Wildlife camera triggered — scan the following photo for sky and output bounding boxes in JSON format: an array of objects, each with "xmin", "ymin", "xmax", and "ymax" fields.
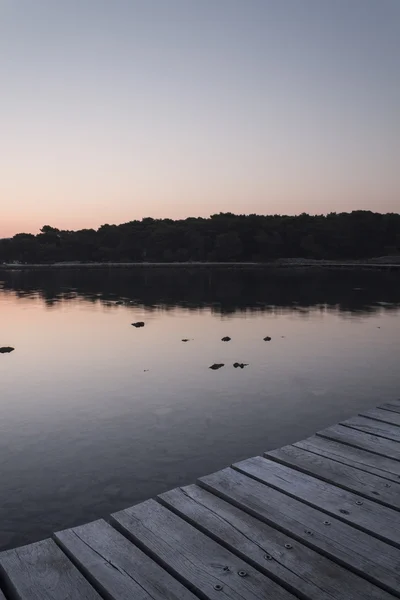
[{"xmin": 1, "ymin": 0, "xmax": 399, "ymax": 237}]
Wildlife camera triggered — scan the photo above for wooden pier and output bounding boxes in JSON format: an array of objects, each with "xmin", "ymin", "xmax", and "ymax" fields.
[{"xmin": 0, "ymin": 400, "xmax": 399, "ymax": 599}]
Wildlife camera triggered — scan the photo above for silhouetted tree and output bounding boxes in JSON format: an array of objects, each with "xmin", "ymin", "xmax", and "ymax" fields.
[{"xmin": 1, "ymin": 211, "xmax": 399, "ymax": 264}]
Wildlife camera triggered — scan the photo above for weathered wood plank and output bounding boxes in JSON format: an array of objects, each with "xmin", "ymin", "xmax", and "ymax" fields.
[
  {"xmin": 0, "ymin": 590, "xmax": 6, "ymax": 600},
  {"xmin": 342, "ymin": 416, "xmax": 400, "ymax": 443},
  {"xmin": 55, "ymin": 519, "xmax": 196, "ymax": 600},
  {"xmin": 112, "ymin": 498, "xmax": 296, "ymax": 600},
  {"xmin": 317, "ymin": 424, "xmax": 400, "ymax": 461},
  {"xmin": 380, "ymin": 399, "xmax": 400, "ymax": 408},
  {"xmin": 199, "ymin": 467, "xmax": 400, "ymax": 595},
  {"xmin": 361, "ymin": 407, "xmax": 400, "ymax": 427},
  {"xmin": 160, "ymin": 484, "xmax": 395, "ymax": 600},
  {"xmin": 0, "ymin": 538, "xmax": 100, "ymax": 600},
  {"xmin": 380, "ymin": 403, "xmax": 400, "ymax": 415},
  {"xmin": 234, "ymin": 455, "xmax": 400, "ymax": 547},
  {"xmin": 294, "ymin": 435, "xmax": 400, "ymax": 482},
  {"xmin": 266, "ymin": 444, "xmax": 400, "ymax": 510}
]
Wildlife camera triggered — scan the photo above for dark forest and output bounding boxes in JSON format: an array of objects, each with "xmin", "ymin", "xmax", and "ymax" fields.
[{"xmin": 1, "ymin": 211, "xmax": 399, "ymax": 263}]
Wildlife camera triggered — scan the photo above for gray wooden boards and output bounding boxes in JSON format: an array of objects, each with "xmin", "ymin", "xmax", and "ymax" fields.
[
  {"xmin": 341, "ymin": 416, "xmax": 400, "ymax": 442},
  {"xmin": 0, "ymin": 590, "xmax": 6, "ymax": 600},
  {"xmin": 294, "ymin": 435, "xmax": 400, "ymax": 482},
  {"xmin": 234, "ymin": 455, "xmax": 400, "ymax": 547},
  {"xmin": 361, "ymin": 407, "xmax": 400, "ymax": 427},
  {"xmin": 199, "ymin": 466, "xmax": 400, "ymax": 595},
  {"xmin": 380, "ymin": 402, "xmax": 400, "ymax": 415},
  {"xmin": 317, "ymin": 424, "xmax": 400, "ymax": 461},
  {"xmin": 0, "ymin": 538, "xmax": 100, "ymax": 600},
  {"xmin": 55, "ymin": 518, "xmax": 196, "ymax": 600},
  {"xmin": 160, "ymin": 484, "xmax": 394, "ymax": 600},
  {"xmin": 112, "ymin": 498, "xmax": 296, "ymax": 600},
  {"xmin": 266, "ymin": 444, "xmax": 400, "ymax": 510}
]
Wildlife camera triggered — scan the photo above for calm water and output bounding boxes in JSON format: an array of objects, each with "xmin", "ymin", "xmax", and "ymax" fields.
[{"xmin": 0, "ymin": 267, "xmax": 399, "ymax": 551}]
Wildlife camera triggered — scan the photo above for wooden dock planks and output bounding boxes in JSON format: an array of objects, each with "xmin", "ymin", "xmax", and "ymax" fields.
[
  {"xmin": 0, "ymin": 400, "xmax": 399, "ymax": 599},
  {"xmin": 317, "ymin": 423, "xmax": 400, "ymax": 461},
  {"xmin": 360, "ymin": 407, "xmax": 400, "ymax": 427},
  {"xmin": 234, "ymin": 455, "xmax": 400, "ymax": 547},
  {"xmin": 199, "ymin": 466, "xmax": 400, "ymax": 595},
  {"xmin": 160, "ymin": 484, "xmax": 394, "ymax": 600},
  {"xmin": 293, "ymin": 435, "xmax": 400, "ymax": 481},
  {"xmin": 0, "ymin": 539, "xmax": 101, "ymax": 600},
  {"xmin": 55, "ymin": 519, "xmax": 197, "ymax": 600},
  {"xmin": 111, "ymin": 499, "xmax": 295, "ymax": 600},
  {"xmin": 380, "ymin": 402, "xmax": 400, "ymax": 415},
  {"xmin": 266, "ymin": 444, "xmax": 400, "ymax": 510},
  {"xmin": 341, "ymin": 415, "xmax": 400, "ymax": 443}
]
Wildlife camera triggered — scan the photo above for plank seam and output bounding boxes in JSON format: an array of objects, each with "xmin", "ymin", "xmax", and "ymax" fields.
[
  {"xmin": 316, "ymin": 430, "xmax": 400, "ymax": 462},
  {"xmin": 232, "ymin": 459, "xmax": 400, "ymax": 549},
  {"xmin": 54, "ymin": 528, "xmax": 162, "ymax": 600},
  {"xmin": 157, "ymin": 492, "xmax": 309, "ymax": 600},
  {"xmin": 292, "ymin": 441, "xmax": 399, "ymax": 482},
  {"xmin": 359, "ymin": 414, "xmax": 400, "ymax": 428},
  {"xmin": 340, "ymin": 422, "xmax": 400, "ymax": 443},
  {"xmin": 264, "ymin": 447, "xmax": 400, "ymax": 512},
  {"xmin": 197, "ymin": 476, "xmax": 400, "ymax": 598},
  {"xmin": 109, "ymin": 513, "xmax": 209, "ymax": 600}
]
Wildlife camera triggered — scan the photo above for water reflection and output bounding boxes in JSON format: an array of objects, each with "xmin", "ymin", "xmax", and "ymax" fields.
[
  {"xmin": 0, "ymin": 268, "xmax": 399, "ymax": 552},
  {"xmin": 1, "ymin": 267, "xmax": 399, "ymax": 315}
]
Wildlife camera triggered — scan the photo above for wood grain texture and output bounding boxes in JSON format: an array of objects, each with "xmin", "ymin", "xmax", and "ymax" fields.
[
  {"xmin": 0, "ymin": 538, "xmax": 100, "ymax": 600},
  {"xmin": 234, "ymin": 456, "xmax": 400, "ymax": 547},
  {"xmin": 112, "ymin": 498, "xmax": 296, "ymax": 600},
  {"xmin": 361, "ymin": 408, "xmax": 400, "ymax": 427},
  {"xmin": 55, "ymin": 519, "xmax": 196, "ymax": 600},
  {"xmin": 342, "ymin": 416, "xmax": 400, "ymax": 443},
  {"xmin": 294, "ymin": 435, "xmax": 400, "ymax": 481},
  {"xmin": 160, "ymin": 484, "xmax": 395, "ymax": 600},
  {"xmin": 380, "ymin": 403, "xmax": 400, "ymax": 415},
  {"xmin": 199, "ymin": 467, "xmax": 400, "ymax": 595},
  {"xmin": 317, "ymin": 424, "xmax": 400, "ymax": 461},
  {"xmin": 266, "ymin": 444, "xmax": 400, "ymax": 510}
]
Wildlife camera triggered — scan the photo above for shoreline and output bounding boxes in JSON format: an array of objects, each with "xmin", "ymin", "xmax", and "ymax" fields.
[{"xmin": 1, "ymin": 259, "xmax": 400, "ymax": 271}]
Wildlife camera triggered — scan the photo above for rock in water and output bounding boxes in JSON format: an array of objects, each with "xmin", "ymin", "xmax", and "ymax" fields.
[
  {"xmin": 0, "ymin": 347, "xmax": 14, "ymax": 353},
  {"xmin": 132, "ymin": 322, "xmax": 145, "ymax": 328},
  {"xmin": 221, "ymin": 336, "xmax": 231, "ymax": 342},
  {"xmin": 209, "ymin": 363, "xmax": 224, "ymax": 370},
  {"xmin": 233, "ymin": 362, "xmax": 248, "ymax": 369},
  {"xmin": 182, "ymin": 339, "xmax": 190, "ymax": 342},
  {"xmin": 263, "ymin": 336, "xmax": 272, "ymax": 341}
]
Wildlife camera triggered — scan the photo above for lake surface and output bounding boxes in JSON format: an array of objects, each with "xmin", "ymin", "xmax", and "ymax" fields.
[{"xmin": 0, "ymin": 267, "xmax": 399, "ymax": 551}]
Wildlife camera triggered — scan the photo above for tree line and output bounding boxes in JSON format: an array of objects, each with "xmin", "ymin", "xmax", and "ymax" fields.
[{"xmin": 1, "ymin": 211, "xmax": 399, "ymax": 263}]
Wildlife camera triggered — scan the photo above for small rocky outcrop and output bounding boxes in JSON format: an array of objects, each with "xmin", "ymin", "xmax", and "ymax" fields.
[
  {"xmin": 263, "ymin": 336, "xmax": 272, "ymax": 341},
  {"xmin": 0, "ymin": 347, "xmax": 14, "ymax": 353},
  {"xmin": 221, "ymin": 336, "xmax": 231, "ymax": 342},
  {"xmin": 233, "ymin": 362, "xmax": 248, "ymax": 369},
  {"xmin": 209, "ymin": 363, "xmax": 224, "ymax": 370},
  {"xmin": 132, "ymin": 322, "xmax": 145, "ymax": 328}
]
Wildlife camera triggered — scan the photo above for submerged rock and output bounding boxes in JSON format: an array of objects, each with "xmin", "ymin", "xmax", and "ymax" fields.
[
  {"xmin": 0, "ymin": 347, "xmax": 14, "ymax": 353},
  {"xmin": 263, "ymin": 336, "xmax": 272, "ymax": 341},
  {"xmin": 209, "ymin": 363, "xmax": 224, "ymax": 370},
  {"xmin": 132, "ymin": 322, "xmax": 145, "ymax": 328},
  {"xmin": 233, "ymin": 362, "xmax": 248, "ymax": 369},
  {"xmin": 221, "ymin": 336, "xmax": 231, "ymax": 342}
]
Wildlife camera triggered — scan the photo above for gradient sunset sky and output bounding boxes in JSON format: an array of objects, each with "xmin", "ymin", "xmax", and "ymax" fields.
[{"xmin": 1, "ymin": 0, "xmax": 399, "ymax": 237}]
